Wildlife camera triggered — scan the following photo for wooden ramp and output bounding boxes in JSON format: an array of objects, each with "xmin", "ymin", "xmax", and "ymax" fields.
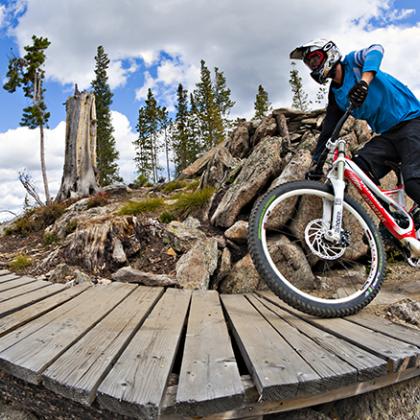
[{"xmin": 0, "ymin": 269, "xmax": 419, "ymax": 419}]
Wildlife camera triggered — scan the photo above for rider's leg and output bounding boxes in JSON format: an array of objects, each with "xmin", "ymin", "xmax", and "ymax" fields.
[
  {"xmin": 352, "ymin": 133, "xmax": 398, "ymax": 185},
  {"xmin": 405, "ymin": 178, "xmax": 420, "ymax": 206}
]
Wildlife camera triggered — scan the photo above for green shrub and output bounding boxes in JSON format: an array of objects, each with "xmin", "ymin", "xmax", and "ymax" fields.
[
  {"xmin": 36, "ymin": 202, "xmax": 66, "ymax": 227},
  {"xmin": 87, "ymin": 192, "xmax": 109, "ymax": 209},
  {"xmin": 160, "ymin": 180, "xmax": 187, "ymax": 193},
  {"xmin": 132, "ymin": 174, "xmax": 152, "ymax": 188},
  {"xmin": 159, "ymin": 211, "xmax": 176, "ymax": 224},
  {"xmin": 171, "ymin": 187, "xmax": 215, "ymax": 217},
  {"xmin": 118, "ymin": 197, "xmax": 165, "ymax": 216},
  {"xmin": 9, "ymin": 255, "xmax": 32, "ymax": 272},
  {"xmin": 43, "ymin": 232, "xmax": 59, "ymax": 246},
  {"xmin": 185, "ymin": 178, "xmax": 200, "ymax": 191},
  {"xmin": 5, "ymin": 202, "xmax": 66, "ymax": 237},
  {"xmin": 64, "ymin": 219, "xmax": 78, "ymax": 236}
]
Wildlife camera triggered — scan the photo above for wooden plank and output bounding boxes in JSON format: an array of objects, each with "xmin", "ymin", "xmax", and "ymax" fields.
[
  {"xmin": 97, "ymin": 288, "xmax": 192, "ymax": 419},
  {"xmin": 194, "ymin": 367, "xmax": 420, "ymax": 420},
  {"xmin": 0, "ymin": 269, "xmax": 11, "ymax": 276},
  {"xmin": 0, "ymin": 282, "xmax": 135, "ymax": 384},
  {"xmin": 257, "ymin": 292, "xmax": 420, "ymax": 372},
  {"xmin": 347, "ymin": 312, "xmax": 420, "ymax": 348},
  {"xmin": 42, "ymin": 286, "xmax": 164, "ymax": 405},
  {"xmin": 0, "ymin": 276, "xmax": 37, "ymax": 292},
  {"xmin": 220, "ymin": 294, "xmax": 321, "ymax": 401},
  {"xmin": 247, "ymin": 294, "xmax": 357, "ymax": 390},
  {"xmin": 176, "ymin": 290, "xmax": 244, "ymax": 416},
  {"xmin": 0, "ymin": 280, "xmax": 51, "ymax": 303},
  {"xmin": 0, "ymin": 284, "xmax": 90, "ymax": 338},
  {"xmin": 0, "ymin": 283, "xmax": 66, "ymax": 318},
  {"xmin": 253, "ymin": 294, "xmax": 387, "ymax": 381},
  {"xmin": 0, "ymin": 274, "xmax": 20, "ymax": 284}
]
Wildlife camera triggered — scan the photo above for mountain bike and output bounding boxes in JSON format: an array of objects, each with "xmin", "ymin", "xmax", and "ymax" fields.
[{"xmin": 248, "ymin": 105, "xmax": 420, "ymax": 317}]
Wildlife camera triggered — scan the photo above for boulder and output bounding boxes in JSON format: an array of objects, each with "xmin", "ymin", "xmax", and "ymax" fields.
[
  {"xmin": 176, "ymin": 238, "xmax": 218, "ymax": 289},
  {"xmin": 165, "ymin": 220, "xmax": 207, "ymax": 253},
  {"xmin": 111, "ymin": 266, "xmax": 178, "ymax": 287},
  {"xmin": 199, "ymin": 146, "xmax": 241, "ymax": 189},
  {"xmin": 213, "ymin": 247, "xmax": 232, "ymax": 289},
  {"xmin": 224, "ymin": 220, "xmax": 248, "ymax": 243},
  {"xmin": 269, "ymin": 147, "xmax": 313, "ymax": 190},
  {"xmin": 211, "ymin": 136, "xmax": 283, "ymax": 228},
  {"xmin": 181, "ymin": 143, "xmax": 225, "ymax": 178},
  {"xmin": 250, "ymin": 116, "xmax": 278, "ymax": 147},
  {"xmin": 220, "ymin": 254, "xmax": 263, "ymax": 293},
  {"xmin": 225, "ymin": 121, "xmax": 251, "ymax": 158},
  {"xmin": 267, "ymin": 235, "xmax": 316, "ymax": 290}
]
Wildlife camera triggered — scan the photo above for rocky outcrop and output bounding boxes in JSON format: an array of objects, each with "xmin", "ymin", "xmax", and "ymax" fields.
[
  {"xmin": 3, "ymin": 106, "xmax": 379, "ymax": 299},
  {"xmin": 211, "ymin": 136, "xmax": 283, "ymax": 228}
]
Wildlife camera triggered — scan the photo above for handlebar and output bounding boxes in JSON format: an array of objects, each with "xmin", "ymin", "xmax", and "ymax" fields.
[{"xmin": 314, "ymin": 104, "xmax": 354, "ymax": 174}]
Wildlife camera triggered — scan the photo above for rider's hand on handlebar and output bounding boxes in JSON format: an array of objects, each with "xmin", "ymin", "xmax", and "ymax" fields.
[
  {"xmin": 349, "ymin": 80, "xmax": 369, "ymax": 108},
  {"xmin": 306, "ymin": 161, "xmax": 324, "ymax": 181}
]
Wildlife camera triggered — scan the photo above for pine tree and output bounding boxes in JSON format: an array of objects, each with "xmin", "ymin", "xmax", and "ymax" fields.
[
  {"xmin": 254, "ymin": 84, "xmax": 271, "ymax": 119},
  {"xmin": 91, "ymin": 46, "xmax": 121, "ymax": 186},
  {"xmin": 133, "ymin": 89, "xmax": 160, "ymax": 183},
  {"xmin": 134, "ymin": 107, "xmax": 153, "ymax": 180},
  {"xmin": 172, "ymin": 84, "xmax": 190, "ymax": 176},
  {"xmin": 194, "ymin": 60, "xmax": 224, "ymax": 150},
  {"xmin": 214, "ymin": 67, "xmax": 235, "ymax": 131},
  {"xmin": 289, "ymin": 62, "xmax": 311, "ymax": 111},
  {"xmin": 158, "ymin": 106, "xmax": 172, "ymax": 181},
  {"xmin": 188, "ymin": 93, "xmax": 203, "ymax": 157},
  {"xmin": 315, "ymin": 86, "xmax": 328, "ymax": 106},
  {"xmin": 4, "ymin": 35, "xmax": 51, "ymax": 202}
]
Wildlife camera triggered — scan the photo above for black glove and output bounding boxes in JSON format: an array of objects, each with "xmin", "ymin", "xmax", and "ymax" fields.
[
  {"xmin": 306, "ymin": 161, "xmax": 324, "ymax": 181},
  {"xmin": 348, "ymin": 80, "xmax": 369, "ymax": 108}
]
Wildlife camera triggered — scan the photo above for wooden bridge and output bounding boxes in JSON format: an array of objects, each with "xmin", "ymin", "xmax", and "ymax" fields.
[{"xmin": 0, "ymin": 269, "xmax": 419, "ymax": 419}]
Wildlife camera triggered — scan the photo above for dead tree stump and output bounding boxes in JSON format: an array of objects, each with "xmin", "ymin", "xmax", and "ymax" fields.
[{"xmin": 56, "ymin": 89, "xmax": 98, "ymax": 201}]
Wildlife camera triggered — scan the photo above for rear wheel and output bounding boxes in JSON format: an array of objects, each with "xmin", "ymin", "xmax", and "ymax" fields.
[{"xmin": 248, "ymin": 180, "xmax": 386, "ymax": 317}]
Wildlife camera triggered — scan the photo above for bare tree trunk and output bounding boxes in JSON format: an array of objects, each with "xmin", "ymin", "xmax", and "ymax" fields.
[
  {"xmin": 39, "ymin": 123, "xmax": 51, "ymax": 203},
  {"xmin": 165, "ymin": 127, "xmax": 171, "ymax": 181},
  {"xmin": 55, "ymin": 90, "xmax": 99, "ymax": 201}
]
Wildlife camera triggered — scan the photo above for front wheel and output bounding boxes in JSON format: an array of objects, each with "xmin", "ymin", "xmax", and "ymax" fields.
[{"xmin": 248, "ymin": 180, "xmax": 386, "ymax": 317}]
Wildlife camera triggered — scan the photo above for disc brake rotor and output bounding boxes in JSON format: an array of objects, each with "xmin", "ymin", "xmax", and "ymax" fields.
[{"xmin": 304, "ymin": 218, "xmax": 346, "ymax": 260}]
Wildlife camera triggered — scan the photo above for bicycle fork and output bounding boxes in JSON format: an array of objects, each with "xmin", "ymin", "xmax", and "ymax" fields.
[{"xmin": 323, "ymin": 139, "xmax": 346, "ymax": 244}]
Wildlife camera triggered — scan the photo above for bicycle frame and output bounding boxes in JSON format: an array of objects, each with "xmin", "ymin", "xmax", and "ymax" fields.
[{"xmin": 324, "ymin": 137, "xmax": 419, "ymax": 256}]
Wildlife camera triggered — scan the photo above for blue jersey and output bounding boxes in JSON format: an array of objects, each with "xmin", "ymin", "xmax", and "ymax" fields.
[{"xmin": 332, "ymin": 45, "xmax": 420, "ymax": 133}]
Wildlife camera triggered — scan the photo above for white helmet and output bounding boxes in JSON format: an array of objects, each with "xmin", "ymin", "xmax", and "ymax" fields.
[{"xmin": 290, "ymin": 39, "xmax": 342, "ymax": 84}]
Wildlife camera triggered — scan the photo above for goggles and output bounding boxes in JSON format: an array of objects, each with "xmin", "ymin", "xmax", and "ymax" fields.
[{"xmin": 303, "ymin": 49, "xmax": 327, "ymax": 71}]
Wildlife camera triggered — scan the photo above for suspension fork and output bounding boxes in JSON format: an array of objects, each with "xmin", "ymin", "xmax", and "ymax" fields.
[{"xmin": 323, "ymin": 140, "xmax": 347, "ymax": 243}]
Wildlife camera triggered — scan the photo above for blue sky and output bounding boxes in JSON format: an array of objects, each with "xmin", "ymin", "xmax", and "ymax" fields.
[{"xmin": 0, "ymin": 0, "xmax": 419, "ymax": 220}]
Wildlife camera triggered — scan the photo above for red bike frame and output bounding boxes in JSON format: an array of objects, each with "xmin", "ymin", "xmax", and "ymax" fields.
[{"xmin": 331, "ymin": 151, "xmax": 417, "ymax": 242}]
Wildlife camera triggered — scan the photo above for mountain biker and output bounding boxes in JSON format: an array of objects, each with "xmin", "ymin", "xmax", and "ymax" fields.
[{"xmin": 289, "ymin": 39, "xmax": 420, "ymax": 225}]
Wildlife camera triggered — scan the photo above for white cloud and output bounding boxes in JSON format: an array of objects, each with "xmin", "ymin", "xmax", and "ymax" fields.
[
  {"xmin": 0, "ymin": 5, "xmax": 6, "ymax": 27},
  {"xmin": 0, "ymin": 122, "xmax": 65, "ymax": 221},
  {"xmin": 111, "ymin": 110, "xmax": 137, "ymax": 182},
  {"xmin": 13, "ymin": 0, "xmax": 415, "ymax": 111},
  {"xmin": 0, "ymin": 111, "xmax": 141, "ymax": 222},
  {"xmin": 135, "ymin": 59, "xmax": 200, "ymax": 110}
]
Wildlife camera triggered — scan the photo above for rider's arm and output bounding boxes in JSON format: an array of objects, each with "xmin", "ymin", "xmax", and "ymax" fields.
[
  {"xmin": 312, "ymin": 87, "xmax": 344, "ymax": 163},
  {"xmin": 354, "ymin": 44, "xmax": 384, "ymax": 81}
]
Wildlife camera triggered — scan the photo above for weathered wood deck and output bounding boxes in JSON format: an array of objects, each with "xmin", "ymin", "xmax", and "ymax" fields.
[{"xmin": 0, "ymin": 269, "xmax": 419, "ymax": 419}]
